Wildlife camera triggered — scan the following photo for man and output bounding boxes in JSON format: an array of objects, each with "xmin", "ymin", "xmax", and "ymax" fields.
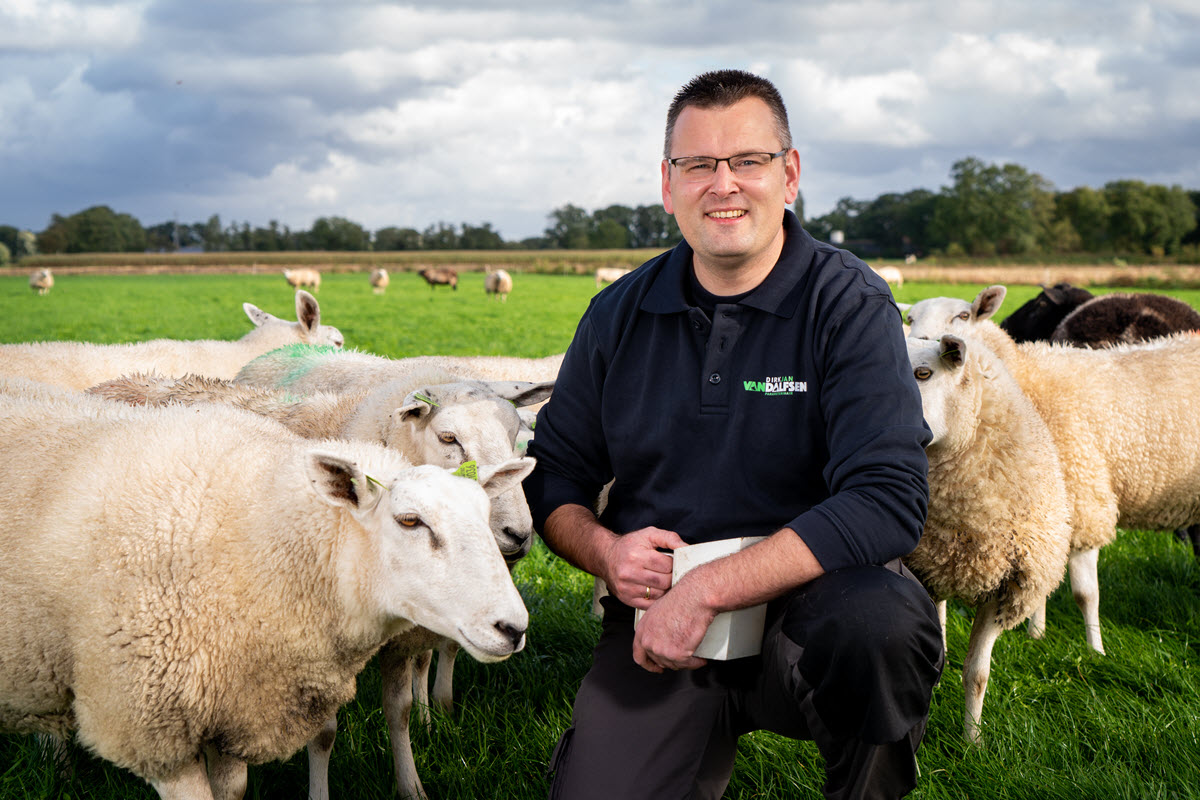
[{"xmin": 524, "ymin": 69, "xmax": 943, "ymax": 800}]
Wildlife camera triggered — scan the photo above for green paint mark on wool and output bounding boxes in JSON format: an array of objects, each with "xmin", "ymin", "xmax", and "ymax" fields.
[{"xmin": 264, "ymin": 343, "xmax": 341, "ymax": 387}]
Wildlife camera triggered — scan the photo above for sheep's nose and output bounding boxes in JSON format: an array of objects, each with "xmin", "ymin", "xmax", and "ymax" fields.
[{"xmin": 495, "ymin": 620, "xmax": 526, "ymax": 650}]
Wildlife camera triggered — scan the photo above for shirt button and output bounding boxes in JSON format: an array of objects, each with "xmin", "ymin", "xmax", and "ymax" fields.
[{"xmin": 709, "ymin": 373, "xmax": 721, "ymax": 385}]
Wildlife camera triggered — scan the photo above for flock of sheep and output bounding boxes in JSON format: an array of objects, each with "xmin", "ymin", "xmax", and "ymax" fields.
[{"xmin": 4, "ymin": 265, "xmax": 1197, "ymax": 797}]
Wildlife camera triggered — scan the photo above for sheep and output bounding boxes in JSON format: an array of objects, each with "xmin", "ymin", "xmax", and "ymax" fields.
[
  {"xmin": 0, "ymin": 388, "xmax": 532, "ymax": 800},
  {"xmin": 231, "ymin": 346, "xmax": 553, "ymax": 798},
  {"xmin": 904, "ymin": 335, "xmax": 1072, "ymax": 743},
  {"xmin": 418, "ymin": 267, "xmax": 458, "ymax": 290},
  {"xmin": 998, "ymin": 283, "xmax": 1095, "ymax": 343},
  {"xmin": 904, "ymin": 253, "xmax": 917, "ymax": 265},
  {"xmin": 1051, "ymin": 292, "xmax": 1200, "ymax": 348},
  {"xmin": 370, "ymin": 267, "xmax": 390, "ymax": 294},
  {"xmin": 906, "ymin": 286, "xmax": 1200, "ymax": 655},
  {"xmin": 873, "ymin": 265, "xmax": 904, "ymax": 288},
  {"xmin": 595, "ymin": 266, "xmax": 631, "ymax": 287},
  {"xmin": 484, "ymin": 268, "xmax": 513, "ymax": 301},
  {"xmin": 0, "ymin": 290, "xmax": 343, "ymax": 391},
  {"xmin": 28, "ymin": 268, "xmax": 53, "ymax": 295},
  {"xmin": 283, "ymin": 267, "xmax": 321, "ymax": 292}
]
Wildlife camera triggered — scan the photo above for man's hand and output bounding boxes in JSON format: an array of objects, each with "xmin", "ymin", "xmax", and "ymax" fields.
[
  {"xmin": 632, "ymin": 573, "xmax": 714, "ymax": 673},
  {"xmin": 601, "ymin": 526, "xmax": 687, "ymax": 610}
]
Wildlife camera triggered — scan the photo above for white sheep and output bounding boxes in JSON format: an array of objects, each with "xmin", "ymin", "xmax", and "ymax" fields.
[
  {"xmin": 0, "ymin": 290, "xmax": 343, "ymax": 391},
  {"xmin": 232, "ymin": 346, "xmax": 553, "ymax": 799},
  {"xmin": 906, "ymin": 286, "xmax": 1200, "ymax": 655},
  {"xmin": 370, "ymin": 267, "xmax": 390, "ymax": 294},
  {"xmin": 283, "ymin": 267, "xmax": 321, "ymax": 292},
  {"xmin": 905, "ymin": 335, "xmax": 1072, "ymax": 742},
  {"xmin": 595, "ymin": 266, "xmax": 631, "ymax": 287},
  {"xmin": 0, "ymin": 388, "xmax": 532, "ymax": 800},
  {"xmin": 28, "ymin": 268, "xmax": 54, "ymax": 295},
  {"xmin": 484, "ymin": 269, "xmax": 513, "ymax": 301},
  {"xmin": 873, "ymin": 265, "xmax": 904, "ymax": 288}
]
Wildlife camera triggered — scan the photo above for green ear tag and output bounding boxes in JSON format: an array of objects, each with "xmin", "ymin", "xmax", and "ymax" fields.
[
  {"xmin": 413, "ymin": 392, "xmax": 440, "ymax": 407},
  {"xmin": 452, "ymin": 461, "xmax": 478, "ymax": 481}
]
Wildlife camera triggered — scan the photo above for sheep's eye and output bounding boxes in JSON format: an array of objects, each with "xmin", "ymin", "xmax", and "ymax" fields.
[
  {"xmin": 396, "ymin": 513, "xmax": 422, "ymax": 528},
  {"xmin": 438, "ymin": 432, "xmax": 458, "ymax": 445},
  {"xmin": 914, "ymin": 367, "xmax": 932, "ymax": 381},
  {"xmin": 956, "ymin": 312, "xmax": 970, "ymax": 321},
  {"xmin": 905, "ymin": 316, "xmax": 913, "ymax": 325}
]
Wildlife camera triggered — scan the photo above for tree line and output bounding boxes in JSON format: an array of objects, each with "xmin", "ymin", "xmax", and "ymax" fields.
[{"xmin": 2, "ymin": 157, "xmax": 1197, "ymax": 262}]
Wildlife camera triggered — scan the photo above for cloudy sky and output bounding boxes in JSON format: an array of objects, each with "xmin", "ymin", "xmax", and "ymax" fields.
[{"xmin": 3, "ymin": 0, "xmax": 1199, "ymax": 242}]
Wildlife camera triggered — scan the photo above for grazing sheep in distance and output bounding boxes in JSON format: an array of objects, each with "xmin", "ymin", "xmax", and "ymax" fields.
[
  {"xmin": 0, "ymin": 290, "xmax": 343, "ymax": 391},
  {"xmin": 905, "ymin": 335, "xmax": 1071, "ymax": 742},
  {"xmin": 873, "ymin": 265, "xmax": 904, "ymax": 288},
  {"xmin": 595, "ymin": 266, "xmax": 631, "ymax": 287},
  {"xmin": 283, "ymin": 267, "xmax": 321, "ymax": 292},
  {"xmin": 370, "ymin": 267, "xmax": 389, "ymax": 294},
  {"xmin": 419, "ymin": 267, "xmax": 458, "ymax": 290},
  {"xmin": 484, "ymin": 269, "xmax": 513, "ymax": 301},
  {"xmin": 0, "ymin": 388, "xmax": 531, "ymax": 800},
  {"xmin": 906, "ymin": 286, "xmax": 1200, "ymax": 655},
  {"xmin": 28, "ymin": 268, "xmax": 53, "ymax": 295}
]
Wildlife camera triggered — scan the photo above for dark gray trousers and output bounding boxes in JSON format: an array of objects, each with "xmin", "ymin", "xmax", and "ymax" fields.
[{"xmin": 547, "ymin": 562, "xmax": 944, "ymax": 800}]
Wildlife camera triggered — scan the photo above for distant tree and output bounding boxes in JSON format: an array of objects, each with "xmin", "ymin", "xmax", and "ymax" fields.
[
  {"xmin": 34, "ymin": 206, "xmax": 145, "ymax": 253},
  {"xmin": 374, "ymin": 226, "xmax": 423, "ymax": 251},
  {"xmin": 0, "ymin": 242, "xmax": 9, "ymax": 267},
  {"xmin": 202, "ymin": 215, "xmax": 225, "ymax": 252},
  {"xmin": 1185, "ymin": 190, "xmax": 1200, "ymax": 246},
  {"xmin": 928, "ymin": 158, "xmax": 1052, "ymax": 256},
  {"xmin": 544, "ymin": 204, "xmax": 591, "ymax": 249},
  {"xmin": 421, "ymin": 222, "xmax": 459, "ymax": 250},
  {"xmin": 16, "ymin": 229, "xmax": 36, "ymax": 259},
  {"xmin": 0, "ymin": 226, "xmax": 18, "ymax": 257},
  {"xmin": 1055, "ymin": 187, "xmax": 1111, "ymax": 252},
  {"xmin": 459, "ymin": 222, "xmax": 505, "ymax": 249},
  {"xmin": 308, "ymin": 216, "xmax": 370, "ymax": 251},
  {"xmin": 630, "ymin": 204, "xmax": 681, "ymax": 248},
  {"xmin": 792, "ymin": 191, "xmax": 804, "ymax": 225}
]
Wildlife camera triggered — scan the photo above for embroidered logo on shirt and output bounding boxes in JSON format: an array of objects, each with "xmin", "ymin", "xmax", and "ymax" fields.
[{"xmin": 742, "ymin": 375, "xmax": 807, "ymax": 396}]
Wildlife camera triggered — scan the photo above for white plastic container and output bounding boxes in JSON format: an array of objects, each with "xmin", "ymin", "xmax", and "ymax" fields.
[{"xmin": 635, "ymin": 536, "xmax": 768, "ymax": 660}]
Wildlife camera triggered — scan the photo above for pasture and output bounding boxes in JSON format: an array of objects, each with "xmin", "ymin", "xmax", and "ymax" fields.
[{"xmin": 1, "ymin": 269, "xmax": 1198, "ymax": 799}]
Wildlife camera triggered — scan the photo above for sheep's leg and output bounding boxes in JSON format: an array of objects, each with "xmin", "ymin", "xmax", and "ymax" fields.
[
  {"xmin": 305, "ymin": 715, "xmax": 338, "ymax": 800},
  {"xmin": 963, "ymin": 600, "xmax": 1003, "ymax": 745},
  {"xmin": 1068, "ymin": 547, "xmax": 1104, "ymax": 655},
  {"xmin": 1027, "ymin": 599, "xmax": 1047, "ymax": 640},
  {"xmin": 204, "ymin": 745, "xmax": 247, "ymax": 800},
  {"xmin": 149, "ymin": 756, "xmax": 215, "ymax": 800},
  {"xmin": 411, "ymin": 649, "xmax": 433, "ymax": 729},
  {"xmin": 380, "ymin": 645, "xmax": 428, "ymax": 800},
  {"xmin": 432, "ymin": 640, "xmax": 460, "ymax": 713}
]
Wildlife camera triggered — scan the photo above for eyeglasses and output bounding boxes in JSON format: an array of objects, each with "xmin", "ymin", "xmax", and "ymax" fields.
[{"xmin": 667, "ymin": 150, "xmax": 787, "ymax": 182}]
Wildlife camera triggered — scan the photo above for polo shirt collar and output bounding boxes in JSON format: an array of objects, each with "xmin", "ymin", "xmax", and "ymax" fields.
[{"xmin": 641, "ymin": 210, "xmax": 813, "ymax": 319}]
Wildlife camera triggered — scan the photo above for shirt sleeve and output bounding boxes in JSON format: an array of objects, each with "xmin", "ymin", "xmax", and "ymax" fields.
[
  {"xmin": 785, "ymin": 292, "xmax": 932, "ymax": 571},
  {"xmin": 523, "ymin": 311, "xmax": 614, "ymax": 533}
]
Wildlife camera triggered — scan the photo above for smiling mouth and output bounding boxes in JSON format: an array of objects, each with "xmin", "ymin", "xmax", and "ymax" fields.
[{"xmin": 707, "ymin": 210, "xmax": 746, "ymax": 219}]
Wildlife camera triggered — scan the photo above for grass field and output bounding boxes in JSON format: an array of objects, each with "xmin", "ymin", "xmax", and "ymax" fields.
[{"xmin": 1, "ymin": 270, "xmax": 1199, "ymax": 799}]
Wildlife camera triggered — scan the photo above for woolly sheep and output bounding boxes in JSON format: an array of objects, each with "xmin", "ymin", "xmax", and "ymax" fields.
[
  {"xmin": 370, "ymin": 267, "xmax": 390, "ymax": 294},
  {"xmin": 28, "ymin": 268, "xmax": 53, "ymax": 295},
  {"xmin": 484, "ymin": 268, "xmax": 513, "ymax": 301},
  {"xmin": 905, "ymin": 335, "xmax": 1072, "ymax": 742},
  {"xmin": 283, "ymin": 267, "xmax": 321, "ymax": 292},
  {"xmin": 419, "ymin": 267, "xmax": 458, "ymax": 290},
  {"xmin": 0, "ymin": 290, "xmax": 343, "ymax": 391},
  {"xmin": 595, "ymin": 266, "xmax": 631, "ymax": 287},
  {"xmin": 1051, "ymin": 292, "xmax": 1200, "ymax": 348},
  {"xmin": 0, "ymin": 389, "xmax": 532, "ymax": 800},
  {"xmin": 906, "ymin": 286, "xmax": 1200, "ymax": 654}
]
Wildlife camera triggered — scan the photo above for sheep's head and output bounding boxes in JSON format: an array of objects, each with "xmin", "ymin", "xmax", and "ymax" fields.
[
  {"xmin": 906, "ymin": 335, "xmax": 979, "ymax": 455},
  {"xmin": 905, "ymin": 285, "xmax": 1006, "ymax": 341}
]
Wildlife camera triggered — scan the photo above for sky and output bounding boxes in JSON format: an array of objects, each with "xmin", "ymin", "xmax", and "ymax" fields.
[{"xmin": 2, "ymin": 0, "xmax": 1199, "ymax": 243}]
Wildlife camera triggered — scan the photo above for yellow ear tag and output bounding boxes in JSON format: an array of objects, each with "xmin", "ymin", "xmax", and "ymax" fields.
[{"xmin": 452, "ymin": 461, "xmax": 478, "ymax": 481}]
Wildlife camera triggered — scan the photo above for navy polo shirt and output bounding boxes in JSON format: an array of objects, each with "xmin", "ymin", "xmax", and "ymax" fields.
[{"xmin": 524, "ymin": 210, "xmax": 931, "ymax": 572}]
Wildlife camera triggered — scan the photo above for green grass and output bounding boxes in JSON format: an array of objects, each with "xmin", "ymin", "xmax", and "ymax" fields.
[{"xmin": 1, "ymin": 274, "xmax": 1199, "ymax": 799}]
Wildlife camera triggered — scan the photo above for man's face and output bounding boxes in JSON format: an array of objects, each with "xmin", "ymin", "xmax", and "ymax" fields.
[{"xmin": 661, "ymin": 97, "xmax": 800, "ymax": 276}]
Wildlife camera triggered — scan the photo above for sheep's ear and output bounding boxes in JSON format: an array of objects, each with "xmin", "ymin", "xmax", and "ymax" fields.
[
  {"xmin": 306, "ymin": 450, "xmax": 383, "ymax": 512},
  {"xmin": 295, "ymin": 290, "xmax": 320, "ymax": 332},
  {"xmin": 939, "ymin": 335, "xmax": 966, "ymax": 369},
  {"xmin": 477, "ymin": 457, "xmax": 537, "ymax": 499},
  {"xmin": 244, "ymin": 302, "xmax": 275, "ymax": 328},
  {"xmin": 973, "ymin": 286, "xmax": 1006, "ymax": 320},
  {"xmin": 485, "ymin": 380, "xmax": 555, "ymax": 407},
  {"xmin": 397, "ymin": 389, "xmax": 438, "ymax": 423}
]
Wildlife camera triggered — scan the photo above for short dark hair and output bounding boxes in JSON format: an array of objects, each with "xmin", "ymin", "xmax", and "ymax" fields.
[{"xmin": 664, "ymin": 69, "xmax": 792, "ymax": 159}]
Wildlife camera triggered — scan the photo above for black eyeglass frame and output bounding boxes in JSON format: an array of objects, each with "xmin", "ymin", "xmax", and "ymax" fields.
[{"xmin": 666, "ymin": 149, "xmax": 789, "ymax": 174}]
